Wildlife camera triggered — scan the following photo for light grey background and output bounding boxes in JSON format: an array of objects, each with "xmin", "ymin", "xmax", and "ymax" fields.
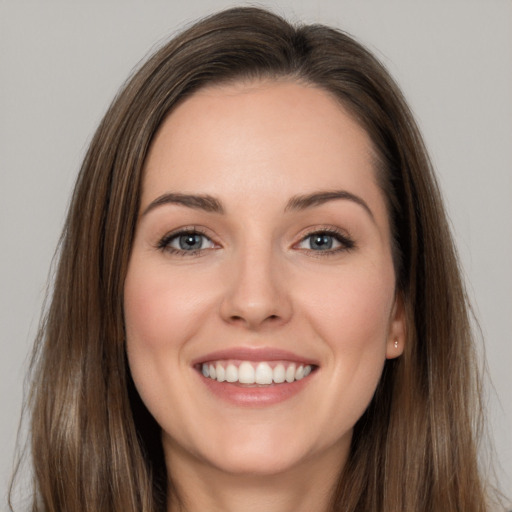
[{"xmin": 1, "ymin": 0, "xmax": 511, "ymax": 505}]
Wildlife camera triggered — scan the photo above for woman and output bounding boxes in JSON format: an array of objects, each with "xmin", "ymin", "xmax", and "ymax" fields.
[{"xmin": 11, "ymin": 6, "xmax": 499, "ymax": 512}]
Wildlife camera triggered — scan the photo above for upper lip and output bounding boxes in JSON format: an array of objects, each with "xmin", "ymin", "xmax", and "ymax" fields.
[{"xmin": 191, "ymin": 347, "xmax": 319, "ymax": 367}]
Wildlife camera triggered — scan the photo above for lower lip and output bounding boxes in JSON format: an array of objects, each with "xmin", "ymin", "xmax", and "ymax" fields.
[{"xmin": 197, "ymin": 370, "xmax": 316, "ymax": 407}]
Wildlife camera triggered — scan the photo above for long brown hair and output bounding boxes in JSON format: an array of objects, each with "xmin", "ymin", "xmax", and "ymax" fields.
[{"xmin": 11, "ymin": 7, "xmax": 495, "ymax": 511}]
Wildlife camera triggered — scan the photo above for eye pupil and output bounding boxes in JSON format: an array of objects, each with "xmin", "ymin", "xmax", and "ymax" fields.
[
  {"xmin": 310, "ymin": 234, "xmax": 333, "ymax": 250},
  {"xmin": 179, "ymin": 234, "xmax": 203, "ymax": 250}
]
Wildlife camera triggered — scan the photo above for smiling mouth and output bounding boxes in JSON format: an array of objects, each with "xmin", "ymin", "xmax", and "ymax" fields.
[{"xmin": 197, "ymin": 360, "xmax": 317, "ymax": 385}]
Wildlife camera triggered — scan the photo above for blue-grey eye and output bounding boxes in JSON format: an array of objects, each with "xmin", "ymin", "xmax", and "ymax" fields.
[
  {"xmin": 296, "ymin": 231, "xmax": 352, "ymax": 252},
  {"xmin": 178, "ymin": 233, "xmax": 204, "ymax": 250},
  {"xmin": 162, "ymin": 231, "xmax": 215, "ymax": 252},
  {"xmin": 309, "ymin": 234, "xmax": 335, "ymax": 250}
]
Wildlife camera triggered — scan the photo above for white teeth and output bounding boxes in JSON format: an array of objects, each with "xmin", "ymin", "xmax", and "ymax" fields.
[
  {"xmin": 201, "ymin": 361, "xmax": 313, "ymax": 385},
  {"xmin": 285, "ymin": 364, "xmax": 296, "ymax": 383},
  {"xmin": 255, "ymin": 362, "xmax": 273, "ymax": 384},
  {"xmin": 273, "ymin": 364, "xmax": 286, "ymax": 383},
  {"xmin": 238, "ymin": 362, "xmax": 255, "ymax": 384},
  {"xmin": 216, "ymin": 363, "xmax": 225, "ymax": 382},
  {"xmin": 226, "ymin": 363, "xmax": 238, "ymax": 383}
]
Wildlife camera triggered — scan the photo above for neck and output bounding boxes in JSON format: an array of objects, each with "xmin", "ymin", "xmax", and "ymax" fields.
[{"xmin": 165, "ymin": 443, "xmax": 347, "ymax": 512}]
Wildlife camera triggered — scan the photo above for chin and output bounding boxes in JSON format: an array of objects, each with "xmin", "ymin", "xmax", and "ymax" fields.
[
  {"xmin": 205, "ymin": 444, "xmax": 308, "ymax": 476},
  {"xmin": 164, "ymin": 423, "xmax": 315, "ymax": 477}
]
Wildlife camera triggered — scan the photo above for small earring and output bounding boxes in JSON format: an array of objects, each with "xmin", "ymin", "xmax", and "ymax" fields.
[{"xmin": 394, "ymin": 339, "xmax": 399, "ymax": 349}]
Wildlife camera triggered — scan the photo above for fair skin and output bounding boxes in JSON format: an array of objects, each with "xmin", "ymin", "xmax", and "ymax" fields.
[{"xmin": 124, "ymin": 80, "xmax": 405, "ymax": 512}]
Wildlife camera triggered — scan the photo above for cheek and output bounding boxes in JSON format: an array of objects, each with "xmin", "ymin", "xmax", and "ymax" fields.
[
  {"xmin": 123, "ymin": 259, "xmax": 215, "ymax": 404},
  {"xmin": 297, "ymin": 263, "xmax": 395, "ymax": 412},
  {"xmin": 124, "ymin": 260, "xmax": 214, "ymax": 351},
  {"xmin": 302, "ymin": 262, "xmax": 395, "ymax": 346},
  {"xmin": 123, "ymin": 258, "xmax": 222, "ymax": 435}
]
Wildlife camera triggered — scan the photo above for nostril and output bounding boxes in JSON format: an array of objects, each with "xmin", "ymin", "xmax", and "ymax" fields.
[{"xmin": 227, "ymin": 313, "xmax": 282, "ymax": 328}]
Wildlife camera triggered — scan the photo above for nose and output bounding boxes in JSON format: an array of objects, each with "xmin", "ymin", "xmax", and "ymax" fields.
[{"xmin": 219, "ymin": 244, "xmax": 293, "ymax": 330}]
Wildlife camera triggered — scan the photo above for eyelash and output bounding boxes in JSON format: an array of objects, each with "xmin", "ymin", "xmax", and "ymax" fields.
[
  {"xmin": 156, "ymin": 227, "xmax": 355, "ymax": 257},
  {"xmin": 157, "ymin": 227, "xmax": 215, "ymax": 256},
  {"xmin": 295, "ymin": 227, "xmax": 355, "ymax": 256}
]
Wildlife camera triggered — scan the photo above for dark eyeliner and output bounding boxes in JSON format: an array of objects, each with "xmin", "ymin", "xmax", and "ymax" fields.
[
  {"xmin": 299, "ymin": 227, "xmax": 356, "ymax": 255},
  {"xmin": 156, "ymin": 227, "xmax": 212, "ymax": 256}
]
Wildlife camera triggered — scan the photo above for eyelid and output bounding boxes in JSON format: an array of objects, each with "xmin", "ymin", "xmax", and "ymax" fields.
[
  {"xmin": 293, "ymin": 226, "xmax": 355, "ymax": 254},
  {"xmin": 154, "ymin": 224, "xmax": 354, "ymax": 256},
  {"xmin": 156, "ymin": 226, "xmax": 220, "ymax": 255}
]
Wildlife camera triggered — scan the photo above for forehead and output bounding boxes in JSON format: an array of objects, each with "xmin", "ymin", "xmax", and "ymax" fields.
[{"xmin": 141, "ymin": 80, "xmax": 383, "ymax": 216}]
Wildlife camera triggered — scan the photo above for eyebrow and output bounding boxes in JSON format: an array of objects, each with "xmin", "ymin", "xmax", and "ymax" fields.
[
  {"xmin": 285, "ymin": 190, "xmax": 375, "ymax": 221},
  {"xmin": 142, "ymin": 189, "xmax": 374, "ymax": 220},
  {"xmin": 142, "ymin": 193, "xmax": 224, "ymax": 216}
]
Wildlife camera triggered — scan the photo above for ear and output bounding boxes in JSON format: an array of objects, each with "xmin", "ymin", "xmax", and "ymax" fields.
[{"xmin": 386, "ymin": 291, "xmax": 406, "ymax": 359}]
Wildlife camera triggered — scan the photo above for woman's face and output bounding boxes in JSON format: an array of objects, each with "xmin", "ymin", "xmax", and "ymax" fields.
[{"xmin": 124, "ymin": 80, "xmax": 405, "ymax": 477}]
